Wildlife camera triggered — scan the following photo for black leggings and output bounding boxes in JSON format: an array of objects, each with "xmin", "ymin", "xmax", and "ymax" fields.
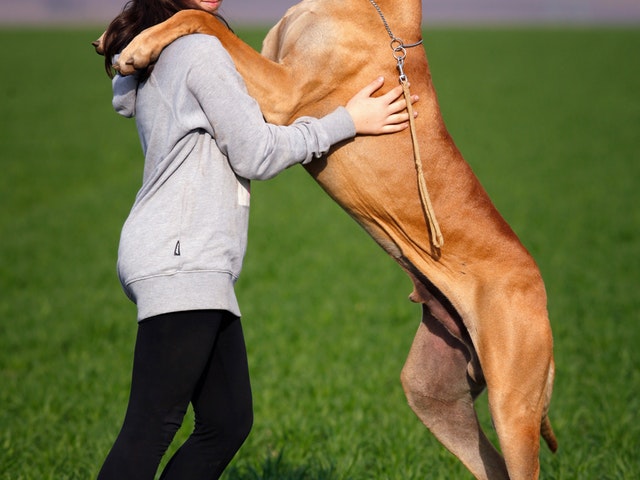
[{"xmin": 97, "ymin": 310, "xmax": 253, "ymax": 480}]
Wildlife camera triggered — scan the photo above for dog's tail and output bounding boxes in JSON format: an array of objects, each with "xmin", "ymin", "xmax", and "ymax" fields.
[
  {"xmin": 540, "ymin": 359, "xmax": 558, "ymax": 452},
  {"xmin": 540, "ymin": 414, "xmax": 558, "ymax": 452}
]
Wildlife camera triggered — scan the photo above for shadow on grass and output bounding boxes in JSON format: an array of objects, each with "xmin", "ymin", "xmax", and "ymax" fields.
[{"xmin": 225, "ymin": 450, "xmax": 340, "ymax": 480}]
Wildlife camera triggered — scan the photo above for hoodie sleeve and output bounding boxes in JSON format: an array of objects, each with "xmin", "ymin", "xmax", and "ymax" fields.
[
  {"xmin": 183, "ymin": 35, "xmax": 356, "ymax": 180},
  {"xmin": 112, "ymin": 72, "xmax": 139, "ymax": 118}
]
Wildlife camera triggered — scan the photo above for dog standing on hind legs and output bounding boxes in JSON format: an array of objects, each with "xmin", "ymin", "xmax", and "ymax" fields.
[{"xmin": 96, "ymin": 1, "xmax": 558, "ymax": 477}]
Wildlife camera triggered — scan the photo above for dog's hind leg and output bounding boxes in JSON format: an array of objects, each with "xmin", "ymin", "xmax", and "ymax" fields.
[
  {"xmin": 481, "ymin": 316, "xmax": 555, "ymax": 480},
  {"xmin": 483, "ymin": 362, "xmax": 549, "ymax": 479},
  {"xmin": 401, "ymin": 305, "xmax": 509, "ymax": 480}
]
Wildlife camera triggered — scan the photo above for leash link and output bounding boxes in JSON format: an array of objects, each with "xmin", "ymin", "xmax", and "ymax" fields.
[{"xmin": 391, "ymin": 38, "xmax": 408, "ymax": 83}]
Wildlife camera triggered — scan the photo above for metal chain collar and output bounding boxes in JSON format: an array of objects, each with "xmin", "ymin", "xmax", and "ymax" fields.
[{"xmin": 367, "ymin": 0, "xmax": 424, "ymax": 82}]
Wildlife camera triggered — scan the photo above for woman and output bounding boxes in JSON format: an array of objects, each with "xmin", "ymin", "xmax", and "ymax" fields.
[{"xmin": 97, "ymin": 0, "xmax": 416, "ymax": 478}]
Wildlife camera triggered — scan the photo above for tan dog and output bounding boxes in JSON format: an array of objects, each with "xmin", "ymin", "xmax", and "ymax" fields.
[{"xmin": 98, "ymin": 1, "xmax": 557, "ymax": 478}]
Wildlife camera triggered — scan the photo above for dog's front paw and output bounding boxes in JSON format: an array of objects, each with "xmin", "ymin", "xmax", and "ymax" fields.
[
  {"xmin": 116, "ymin": 29, "xmax": 163, "ymax": 76},
  {"xmin": 114, "ymin": 50, "xmax": 144, "ymax": 76},
  {"xmin": 116, "ymin": 43, "xmax": 152, "ymax": 75},
  {"xmin": 92, "ymin": 32, "xmax": 106, "ymax": 55}
]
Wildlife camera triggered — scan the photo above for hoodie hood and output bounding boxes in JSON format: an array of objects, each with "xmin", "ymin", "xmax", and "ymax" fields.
[{"xmin": 112, "ymin": 73, "xmax": 139, "ymax": 118}]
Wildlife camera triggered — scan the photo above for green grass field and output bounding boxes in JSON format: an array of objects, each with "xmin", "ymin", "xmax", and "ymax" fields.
[{"xmin": 1, "ymin": 25, "xmax": 639, "ymax": 479}]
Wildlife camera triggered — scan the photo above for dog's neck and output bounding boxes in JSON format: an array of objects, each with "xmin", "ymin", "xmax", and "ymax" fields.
[{"xmin": 365, "ymin": 0, "xmax": 423, "ymax": 44}]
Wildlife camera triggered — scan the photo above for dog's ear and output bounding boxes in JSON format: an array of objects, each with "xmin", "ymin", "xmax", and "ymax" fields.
[{"xmin": 93, "ymin": 32, "xmax": 106, "ymax": 55}]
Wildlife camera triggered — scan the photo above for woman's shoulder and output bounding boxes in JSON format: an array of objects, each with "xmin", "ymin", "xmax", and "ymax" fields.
[
  {"xmin": 164, "ymin": 33, "xmax": 227, "ymax": 59},
  {"xmin": 159, "ymin": 34, "xmax": 233, "ymax": 74},
  {"xmin": 155, "ymin": 33, "xmax": 238, "ymax": 90}
]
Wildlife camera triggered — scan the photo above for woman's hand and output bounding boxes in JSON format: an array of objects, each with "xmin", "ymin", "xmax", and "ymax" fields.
[{"xmin": 345, "ymin": 77, "xmax": 418, "ymax": 135}]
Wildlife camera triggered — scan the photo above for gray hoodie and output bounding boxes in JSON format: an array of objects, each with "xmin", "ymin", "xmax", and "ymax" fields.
[{"xmin": 112, "ymin": 34, "xmax": 356, "ymax": 321}]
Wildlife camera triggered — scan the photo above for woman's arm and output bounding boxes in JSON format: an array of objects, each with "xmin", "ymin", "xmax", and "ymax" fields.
[{"xmin": 185, "ymin": 35, "xmax": 414, "ymax": 180}]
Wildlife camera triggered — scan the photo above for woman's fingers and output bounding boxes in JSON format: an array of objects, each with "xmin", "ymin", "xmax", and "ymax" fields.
[{"xmin": 354, "ymin": 76, "xmax": 386, "ymax": 99}]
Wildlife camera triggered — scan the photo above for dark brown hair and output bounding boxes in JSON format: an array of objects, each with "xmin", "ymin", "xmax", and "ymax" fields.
[{"xmin": 102, "ymin": 0, "xmax": 230, "ymax": 79}]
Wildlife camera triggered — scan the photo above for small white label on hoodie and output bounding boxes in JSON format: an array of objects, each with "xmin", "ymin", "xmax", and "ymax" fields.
[{"xmin": 237, "ymin": 177, "xmax": 251, "ymax": 207}]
